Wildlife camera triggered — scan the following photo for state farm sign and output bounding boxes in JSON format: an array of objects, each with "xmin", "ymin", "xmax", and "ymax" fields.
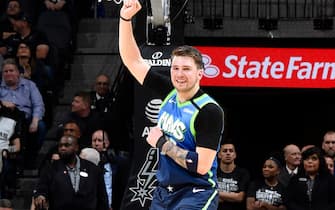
[{"xmin": 197, "ymin": 46, "xmax": 335, "ymax": 88}]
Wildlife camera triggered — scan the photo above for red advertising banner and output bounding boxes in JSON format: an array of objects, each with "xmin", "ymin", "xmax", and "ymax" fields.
[{"xmin": 196, "ymin": 46, "xmax": 335, "ymax": 88}]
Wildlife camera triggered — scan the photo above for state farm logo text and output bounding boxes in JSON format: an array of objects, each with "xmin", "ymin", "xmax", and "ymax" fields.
[{"xmin": 203, "ymin": 54, "xmax": 335, "ymax": 80}]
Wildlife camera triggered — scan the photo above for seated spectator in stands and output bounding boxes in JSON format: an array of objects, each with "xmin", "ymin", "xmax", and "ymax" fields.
[
  {"xmin": 58, "ymin": 91, "xmax": 103, "ymax": 149},
  {"xmin": 0, "ymin": 58, "xmax": 46, "ymax": 168},
  {"xmin": 246, "ymin": 156, "xmax": 287, "ymax": 210},
  {"xmin": 0, "ymin": 0, "xmax": 21, "ymax": 40},
  {"xmin": 80, "ymin": 147, "xmax": 100, "ymax": 166},
  {"xmin": 62, "ymin": 120, "xmax": 82, "ymax": 140},
  {"xmin": 286, "ymin": 146, "xmax": 335, "ymax": 210},
  {"xmin": 278, "ymin": 144, "xmax": 301, "ymax": 187},
  {"xmin": 90, "ymin": 73, "xmax": 115, "ymax": 114},
  {"xmin": 217, "ymin": 142, "xmax": 250, "ymax": 210},
  {"xmin": 37, "ymin": 0, "xmax": 74, "ymax": 91},
  {"xmin": 0, "ymin": 11, "xmax": 49, "ymax": 61},
  {"xmin": 16, "ymin": 41, "xmax": 34, "ymax": 79},
  {"xmin": 92, "ymin": 129, "xmax": 129, "ymax": 210},
  {"xmin": 0, "ymin": 101, "xmax": 23, "ymax": 199},
  {"xmin": 33, "ymin": 135, "xmax": 109, "ymax": 210},
  {"xmin": 16, "ymin": 41, "xmax": 55, "ymax": 128}
]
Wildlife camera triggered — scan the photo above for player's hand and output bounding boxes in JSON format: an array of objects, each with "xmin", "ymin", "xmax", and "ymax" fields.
[
  {"xmin": 146, "ymin": 126, "xmax": 163, "ymax": 148},
  {"xmin": 120, "ymin": 0, "xmax": 142, "ymax": 20}
]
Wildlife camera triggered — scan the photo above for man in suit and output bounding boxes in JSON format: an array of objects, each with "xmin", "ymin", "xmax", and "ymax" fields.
[
  {"xmin": 90, "ymin": 73, "xmax": 114, "ymax": 114},
  {"xmin": 33, "ymin": 135, "xmax": 109, "ymax": 210},
  {"xmin": 278, "ymin": 144, "xmax": 301, "ymax": 187}
]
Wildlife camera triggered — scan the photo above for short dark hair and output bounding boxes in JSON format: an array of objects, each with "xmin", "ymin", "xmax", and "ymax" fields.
[{"xmin": 74, "ymin": 91, "xmax": 91, "ymax": 105}]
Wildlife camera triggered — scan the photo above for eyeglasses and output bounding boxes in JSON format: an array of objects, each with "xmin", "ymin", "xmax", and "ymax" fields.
[
  {"xmin": 324, "ymin": 141, "xmax": 335, "ymax": 144},
  {"xmin": 96, "ymin": 82, "xmax": 109, "ymax": 86}
]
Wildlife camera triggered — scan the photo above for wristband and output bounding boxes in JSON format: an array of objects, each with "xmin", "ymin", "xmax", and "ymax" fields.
[
  {"xmin": 156, "ymin": 135, "xmax": 167, "ymax": 151},
  {"xmin": 185, "ymin": 151, "xmax": 198, "ymax": 173},
  {"xmin": 120, "ymin": 16, "xmax": 131, "ymax": 22}
]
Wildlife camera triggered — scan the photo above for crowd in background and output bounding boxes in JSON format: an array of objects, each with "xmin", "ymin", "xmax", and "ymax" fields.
[{"xmin": 217, "ymin": 132, "xmax": 335, "ymax": 210}]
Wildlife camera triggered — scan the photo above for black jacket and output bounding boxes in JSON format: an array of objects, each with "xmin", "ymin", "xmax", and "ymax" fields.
[{"xmin": 35, "ymin": 158, "xmax": 109, "ymax": 210}]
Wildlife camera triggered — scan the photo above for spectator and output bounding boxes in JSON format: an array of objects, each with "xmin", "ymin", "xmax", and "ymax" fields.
[
  {"xmin": 58, "ymin": 91, "xmax": 103, "ymax": 149},
  {"xmin": 92, "ymin": 129, "xmax": 129, "ymax": 210},
  {"xmin": 0, "ymin": 101, "xmax": 23, "ymax": 199},
  {"xmin": 322, "ymin": 131, "xmax": 335, "ymax": 156},
  {"xmin": 322, "ymin": 131, "xmax": 335, "ymax": 174},
  {"xmin": 37, "ymin": 0, "xmax": 74, "ymax": 95},
  {"xmin": 62, "ymin": 120, "xmax": 82, "ymax": 140},
  {"xmin": 90, "ymin": 73, "xmax": 115, "ymax": 114},
  {"xmin": 246, "ymin": 157, "xmax": 287, "ymax": 210},
  {"xmin": 278, "ymin": 144, "xmax": 301, "ymax": 187},
  {"xmin": 0, "ymin": 12, "xmax": 49, "ymax": 60},
  {"xmin": 324, "ymin": 154, "xmax": 334, "ymax": 175},
  {"xmin": 80, "ymin": 147, "xmax": 100, "ymax": 166},
  {"xmin": 0, "ymin": 198, "xmax": 13, "ymax": 210},
  {"xmin": 33, "ymin": 135, "xmax": 109, "ymax": 210},
  {"xmin": 286, "ymin": 146, "xmax": 335, "ymax": 210},
  {"xmin": 0, "ymin": 0, "xmax": 21, "ymax": 40},
  {"xmin": 15, "ymin": 41, "xmax": 55, "ymax": 129},
  {"xmin": 0, "ymin": 58, "xmax": 46, "ymax": 168},
  {"xmin": 39, "ymin": 119, "xmax": 82, "ymax": 172},
  {"xmin": 217, "ymin": 142, "xmax": 250, "ymax": 210}
]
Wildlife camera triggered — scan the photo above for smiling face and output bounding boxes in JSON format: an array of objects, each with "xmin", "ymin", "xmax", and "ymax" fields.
[{"xmin": 170, "ymin": 56, "xmax": 203, "ymax": 95}]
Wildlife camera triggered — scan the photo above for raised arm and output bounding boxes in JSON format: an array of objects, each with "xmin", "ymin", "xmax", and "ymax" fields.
[{"xmin": 119, "ymin": 0, "xmax": 151, "ymax": 85}]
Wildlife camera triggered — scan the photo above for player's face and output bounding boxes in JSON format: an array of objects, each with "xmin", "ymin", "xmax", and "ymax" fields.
[{"xmin": 170, "ymin": 56, "xmax": 203, "ymax": 94}]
